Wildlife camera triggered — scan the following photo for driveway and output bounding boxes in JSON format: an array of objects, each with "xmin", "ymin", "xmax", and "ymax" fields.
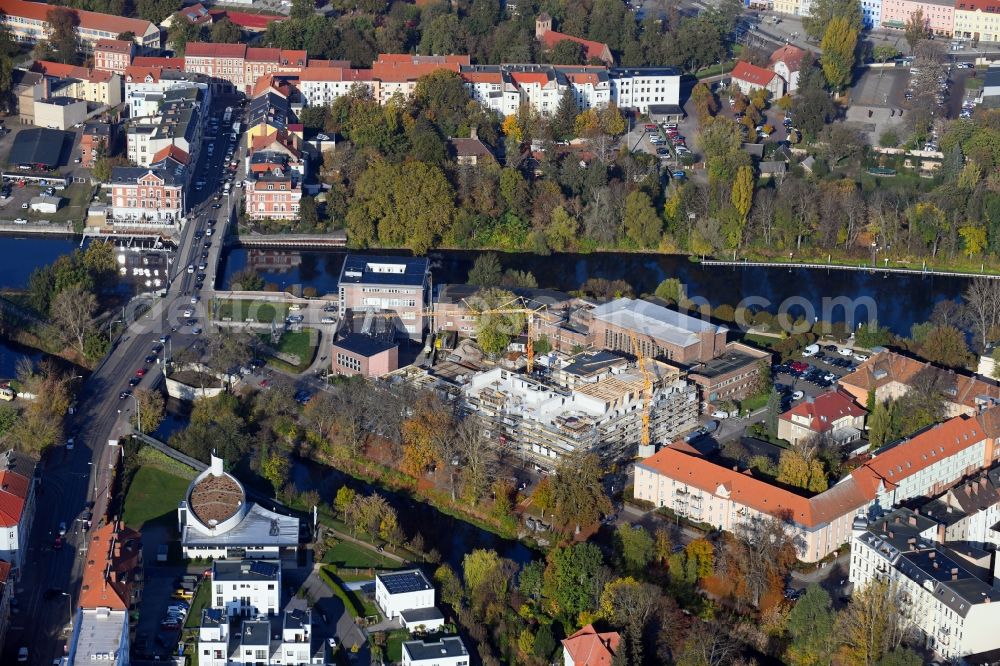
[{"xmin": 291, "ymin": 566, "xmax": 370, "ymax": 661}]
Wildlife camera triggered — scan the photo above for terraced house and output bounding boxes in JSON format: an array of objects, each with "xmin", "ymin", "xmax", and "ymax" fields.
[{"xmin": 0, "ymin": 0, "xmax": 160, "ymax": 49}]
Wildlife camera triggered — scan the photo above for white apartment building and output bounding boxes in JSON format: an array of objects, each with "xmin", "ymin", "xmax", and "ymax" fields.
[
  {"xmin": 211, "ymin": 560, "xmax": 281, "ymax": 618},
  {"xmin": 0, "ymin": 450, "xmax": 37, "ymax": 575},
  {"xmin": 465, "ymin": 360, "xmax": 698, "ymax": 470},
  {"xmin": 65, "ymin": 607, "xmax": 130, "ymax": 666},
  {"xmin": 850, "ymin": 508, "xmax": 1000, "ymax": 660},
  {"xmin": 199, "ymin": 607, "xmax": 321, "ymax": 666},
  {"xmin": 297, "ymin": 67, "xmax": 377, "ymax": 107},
  {"xmin": 608, "ymin": 68, "xmax": 681, "ymax": 113},
  {"xmin": 124, "ymin": 67, "xmax": 211, "ymax": 120},
  {"xmin": 375, "ymin": 570, "xmax": 435, "ymax": 620},
  {"xmin": 920, "ymin": 470, "xmax": 1000, "ymax": 549},
  {"xmin": 634, "ymin": 410, "xmax": 1000, "ymax": 562}
]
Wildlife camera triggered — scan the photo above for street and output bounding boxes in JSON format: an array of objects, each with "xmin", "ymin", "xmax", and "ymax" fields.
[{"xmin": 5, "ymin": 95, "xmax": 248, "ymax": 665}]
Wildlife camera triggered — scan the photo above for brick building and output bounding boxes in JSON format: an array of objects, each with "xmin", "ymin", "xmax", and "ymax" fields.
[
  {"xmin": 245, "ymin": 168, "xmax": 301, "ymax": 221},
  {"xmin": 338, "ymin": 255, "xmax": 431, "ymax": 342},
  {"xmin": 331, "ymin": 334, "xmax": 399, "ymax": 378},
  {"xmin": 109, "ymin": 152, "xmax": 188, "ymax": 228},
  {"xmin": 93, "ymin": 38, "xmax": 135, "ymax": 76}
]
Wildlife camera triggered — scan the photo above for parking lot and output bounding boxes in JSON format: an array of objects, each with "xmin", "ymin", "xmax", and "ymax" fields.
[{"xmin": 773, "ymin": 345, "xmax": 862, "ymax": 409}]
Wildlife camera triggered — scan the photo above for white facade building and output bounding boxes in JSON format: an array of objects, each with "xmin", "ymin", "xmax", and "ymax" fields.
[
  {"xmin": 849, "ymin": 508, "xmax": 1000, "ymax": 660},
  {"xmin": 65, "ymin": 607, "xmax": 130, "ymax": 666},
  {"xmin": 211, "ymin": 559, "xmax": 281, "ymax": 618},
  {"xmin": 608, "ymin": 68, "xmax": 681, "ymax": 113},
  {"xmin": 199, "ymin": 603, "xmax": 324, "ymax": 665},
  {"xmin": 374, "ymin": 570, "xmax": 436, "ymax": 620},
  {"xmin": 0, "ymin": 449, "xmax": 37, "ymax": 575},
  {"xmin": 402, "ymin": 636, "xmax": 470, "ymax": 666}
]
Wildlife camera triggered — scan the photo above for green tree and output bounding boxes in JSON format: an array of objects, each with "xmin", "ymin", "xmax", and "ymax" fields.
[
  {"xmin": 623, "ymin": 190, "xmax": 661, "ymax": 248},
  {"xmin": 873, "ymin": 45, "xmax": 899, "ymax": 63},
  {"xmin": 168, "ymin": 17, "xmax": 204, "ymax": 55},
  {"xmin": 462, "ymin": 548, "xmax": 502, "ymax": 595},
  {"xmin": 334, "ymin": 486, "xmax": 356, "ymax": 516},
  {"xmin": 599, "ymin": 577, "xmax": 659, "ymax": 664},
  {"xmin": 542, "ymin": 542, "xmax": 603, "ymax": 622},
  {"xmin": 786, "ymin": 584, "xmax": 836, "ymax": 666},
  {"xmin": 0, "ymin": 404, "xmax": 18, "ymax": 438},
  {"xmin": 820, "ymin": 17, "xmax": 858, "ymax": 92},
  {"xmin": 133, "ymin": 387, "xmax": 165, "ymax": 434},
  {"xmin": 699, "ymin": 116, "xmax": 744, "ymax": 160},
  {"xmin": 92, "ymin": 156, "xmax": 113, "ymax": 183},
  {"xmin": 855, "ymin": 320, "xmax": 891, "ymax": 348},
  {"xmin": 551, "ymin": 88, "xmax": 578, "ymax": 141},
  {"xmin": 467, "ymin": 253, "xmax": 503, "ymax": 286},
  {"xmin": 548, "ymin": 39, "xmax": 586, "ymax": 65},
  {"xmin": 261, "ymin": 452, "xmax": 290, "ymax": 495},
  {"xmin": 211, "ymin": 18, "xmax": 242, "ymax": 44},
  {"xmin": 551, "ymin": 451, "xmax": 612, "ymax": 533},
  {"xmin": 289, "ymin": 0, "xmax": 315, "ymax": 21},
  {"xmin": 766, "ymin": 389, "xmax": 782, "ymax": 437},
  {"xmin": 803, "ymin": 0, "xmax": 861, "ymax": 40},
  {"xmin": 546, "ymin": 206, "xmax": 579, "ymax": 251},
  {"xmin": 868, "ymin": 400, "xmax": 891, "ymax": 449},
  {"xmin": 434, "ymin": 563, "xmax": 464, "ymax": 609},
  {"xmin": 729, "ymin": 165, "xmax": 754, "ymax": 247},
  {"xmin": 412, "ymin": 69, "xmax": 472, "ymax": 138},
  {"xmin": 615, "ymin": 524, "xmax": 654, "ymax": 572},
  {"xmin": 654, "ymin": 278, "xmax": 687, "ymax": 304},
  {"xmin": 470, "ymin": 287, "xmax": 524, "ymax": 357},
  {"xmin": 136, "ymin": 0, "xmax": 181, "ymax": 26},
  {"xmin": 920, "ymin": 325, "xmax": 972, "ymax": 369}
]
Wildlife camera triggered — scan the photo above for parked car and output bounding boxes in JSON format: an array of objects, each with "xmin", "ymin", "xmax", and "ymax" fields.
[
  {"xmin": 802, "ymin": 344, "xmax": 820, "ymax": 357},
  {"xmin": 711, "ymin": 409, "xmax": 731, "ymax": 419},
  {"xmin": 791, "ymin": 390, "xmax": 804, "ymax": 400}
]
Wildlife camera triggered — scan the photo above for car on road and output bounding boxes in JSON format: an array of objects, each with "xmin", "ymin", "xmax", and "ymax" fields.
[
  {"xmin": 17, "ymin": 647, "xmax": 27, "ymax": 662},
  {"xmin": 183, "ymin": 308, "xmax": 193, "ymax": 317},
  {"xmin": 152, "ymin": 343, "xmax": 163, "ymax": 354},
  {"xmin": 711, "ymin": 409, "xmax": 732, "ymax": 419},
  {"xmin": 128, "ymin": 377, "xmax": 140, "ymax": 387},
  {"xmin": 119, "ymin": 390, "xmax": 131, "ymax": 400},
  {"xmin": 13, "ymin": 218, "xmax": 28, "ymax": 224},
  {"xmin": 791, "ymin": 390, "xmax": 804, "ymax": 400},
  {"xmin": 211, "ymin": 203, "xmax": 221, "ymax": 209},
  {"xmin": 58, "ymin": 521, "xmax": 67, "ymax": 536},
  {"xmin": 320, "ymin": 316, "xmax": 336, "ymax": 324},
  {"xmin": 66, "ymin": 437, "xmax": 74, "ymax": 450},
  {"xmin": 136, "ymin": 368, "xmax": 146, "ymax": 377},
  {"xmin": 145, "ymin": 354, "xmax": 157, "ymax": 364},
  {"xmin": 192, "ymin": 326, "xmax": 203, "ymax": 335},
  {"xmin": 53, "ymin": 536, "xmax": 63, "ymax": 550},
  {"xmin": 191, "ymin": 295, "xmax": 199, "ymax": 304}
]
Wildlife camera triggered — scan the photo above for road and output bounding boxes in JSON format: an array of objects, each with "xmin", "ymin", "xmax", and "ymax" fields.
[{"xmin": 6, "ymin": 96, "xmax": 249, "ymax": 665}]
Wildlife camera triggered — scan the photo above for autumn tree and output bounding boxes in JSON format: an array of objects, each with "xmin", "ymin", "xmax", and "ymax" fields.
[
  {"xmin": 904, "ymin": 9, "xmax": 929, "ymax": 49},
  {"xmin": 623, "ymin": 190, "xmax": 662, "ymax": 248},
  {"xmin": 46, "ymin": 7, "xmax": 81, "ymax": 65},
  {"xmin": 964, "ymin": 278, "xmax": 1000, "ymax": 351},
  {"xmin": 133, "ymin": 387, "xmax": 165, "ymax": 434},
  {"xmin": 49, "ymin": 284, "xmax": 97, "ymax": 356},
  {"xmin": 691, "ymin": 81, "xmax": 719, "ymax": 121},
  {"xmin": 919, "ymin": 325, "xmax": 972, "ymax": 369},
  {"xmin": 868, "ymin": 400, "xmax": 891, "ymax": 449},
  {"xmin": 725, "ymin": 515, "xmax": 797, "ymax": 608},
  {"xmin": 836, "ymin": 578, "xmax": 908, "ymax": 666},
  {"xmin": 454, "ymin": 415, "xmax": 496, "ymax": 502},
  {"xmin": 261, "ymin": 450, "xmax": 291, "ymax": 495},
  {"xmin": 469, "ymin": 287, "xmax": 525, "ymax": 357},
  {"xmin": 600, "ymin": 577, "xmax": 660, "ymax": 664},
  {"xmin": 8, "ymin": 359, "xmax": 71, "ymax": 455},
  {"xmin": 401, "ymin": 391, "xmax": 455, "ymax": 478},
  {"xmin": 550, "ymin": 451, "xmax": 612, "ymax": 533},
  {"xmin": 820, "ymin": 17, "xmax": 857, "ymax": 93},
  {"xmin": 729, "ymin": 165, "xmax": 754, "ymax": 248}
]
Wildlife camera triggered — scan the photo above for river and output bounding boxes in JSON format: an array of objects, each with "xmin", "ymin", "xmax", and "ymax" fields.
[{"xmin": 220, "ymin": 247, "xmax": 974, "ymax": 335}]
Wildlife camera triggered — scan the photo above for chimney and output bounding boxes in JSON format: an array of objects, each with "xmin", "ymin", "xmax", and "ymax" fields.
[
  {"xmin": 894, "ymin": 515, "xmax": 901, "ymax": 524},
  {"xmin": 908, "ymin": 515, "xmax": 917, "ymax": 526},
  {"xmin": 952, "ymin": 571, "xmax": 958, "ymax": 581},
  {"xmin": 981, "ymin": 477, "xmax": 988, "ymax": 489},
  {"xmin": 888, "ymin": 530, "xmax": 894, "ymax": 538},
  {"xmin": 470, "ymin": 126, "xmax": 478, "ymax": 141},
  {"xmin": 929, "ymin": 551, "xmax": 936, "ymax": 559}
]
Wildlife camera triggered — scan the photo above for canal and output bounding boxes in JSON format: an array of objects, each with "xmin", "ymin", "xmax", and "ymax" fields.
[{"xmin": 219, "ymin": 246, "xmax": 974, "ymax": 336}]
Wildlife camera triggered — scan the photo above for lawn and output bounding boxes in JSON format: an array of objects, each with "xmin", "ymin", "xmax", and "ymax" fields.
[
  {"xmin": 212, "ymin": 299, "xmax": 287, "ymax": 323},
  {"xmin": 385, "ymin": 629, "xmax": 409, "ymax": 663},
  {"xmin": 322, "ymin": 540, "xmax": 403, "ymax": 570},
  {"xmin": 183, "ymin": 580, "xmax": 210, "ymax": 630},
  {"xmin": 259, "ymin": 328, "xmax": 317, "ymax": 373},
  {"xmin": 318, "ymin": 566, "xmax": 380, "ymax": 619},
  {"xmin": 123, "ymin": 466, "xmax": 191, "ymax": 529}
]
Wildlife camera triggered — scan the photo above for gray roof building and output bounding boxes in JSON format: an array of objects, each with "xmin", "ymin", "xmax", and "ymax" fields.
[
  {"xmin": 338, "ymin": 255, "xmax": 429, "ymax": 288},
  {"xmin": 402, "ymin": 636, "xmax": 469, "ymax": 663}
]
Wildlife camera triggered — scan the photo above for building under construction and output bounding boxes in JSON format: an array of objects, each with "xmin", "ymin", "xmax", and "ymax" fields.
[{"xmin": 462, "ymin": 351, "xmax": 698, "ymax": 470}]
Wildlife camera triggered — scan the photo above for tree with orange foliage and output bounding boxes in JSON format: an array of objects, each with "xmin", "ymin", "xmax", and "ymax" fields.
[
  {"xmin": 401, "ymin": 391, "xmax": 455, "ymax": 478},
  {"xmin": 726, "ymin": 516, "xmax": 797, "ymax": 609}
]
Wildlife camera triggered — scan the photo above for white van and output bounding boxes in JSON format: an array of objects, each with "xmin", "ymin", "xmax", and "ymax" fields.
[{"xmin": 802, "ymin": 344, "xmax": 820, "ymax": 357}]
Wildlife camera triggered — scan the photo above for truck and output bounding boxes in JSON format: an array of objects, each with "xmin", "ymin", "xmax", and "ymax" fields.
[
  {"xmin": 223, "ymin": 106, "xmax": 233, "ymax": 123},
  {"xmin": 232, "ymin": 121, "xmax": 241, "ymax": 133}
]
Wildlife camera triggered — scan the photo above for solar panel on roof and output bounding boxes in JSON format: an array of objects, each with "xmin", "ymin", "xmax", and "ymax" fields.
[
  {"xmin": 381, "ymin": 570, "xmax": 431, "ymax": 594},
  {"xmin": 248, "ymin": 560, "xmax": 278, "ymax": 578}
]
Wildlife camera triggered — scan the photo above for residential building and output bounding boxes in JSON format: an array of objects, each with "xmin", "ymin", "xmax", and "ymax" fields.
[
  {"xmin": 298, "ymin": 66, "xmax": 378, "ymax": 107},
  {"xmin": 730, "ymin": 60, "xmax": 786, "ymax": 98},
  {"xmin": 126, "ymin": 87, "xmax": 205, "ymax": 167},
  {"xmin": 777, "ymin": 390, "xmax": 867, "ymax": 448},
  {"xmin": 371, "ymin": 54, "xmax": 470, "ymax": 103},
  {"xmin": 954, "ymin": 0, "xmax": 1000, "ymax": 42},
  {"xmin": 402, "ymin": 636, "xmax": 470, "ymax": 666},
  {"xmin": 34, "ymin": 97, "xmax": 88, "ymax": 130},
  {"xmin": 243, "ymin": 47, "xmax": 307, "ymax": 95},
  {"xmin": 687, "ymin": 342, "xmax": 772, "ymax": 404},
  {"xmin": 211, "ymin": 559, "xmax": 281, "ymax": 618},
  {"xmin": 861, "ymin": 0, "xmax": 885, "ymax": 28},
  {"xmin": 374, "ymin": 569, "xmax": 445, "ymax": 631},
  {"xmin": 79, "ymin": 122, "xmax": 111, "ymax": 168},
  {"xmin": 246, "ymin": 167, "xmax": 302, "ymax": 221},
  {"xmin": 0, "ymin": 449, "xmax": 36, "ymax": 575},
  {"xmin": 535, "ymin": 14, "xmax": 614, "ymax": 65},
  {"xmin": 163, "ymin": 2, "xmax": 212, "ymax": 29},
  {"xmin": 0, "ymin": 561, "xmax": 11, "ymax": 657},
  {"xmin": 338, "ymin": 255, "xmax": 431, "ymax": 342},
  {"xmin": 331, "ymin": 334, "xmax": 399, "ymax": 379},
  {"xmin": 93, "ymin": 39, "xmax": 135, "ymax": 76},
  {"xmin": 78, "ymin": 521, "xmax": 144, "ymax": 614},
  {"xmin": 447, "ymin": 131, "xmax": 496, "ymax": 166},
  {"xmin": 124, "ymin": 65, "xmax": 212, "ymax": 119},
  {"xmin": 839, "ymin": 350, "xmax": 1000, "ymax": 418},
  {"xmin": 32, "ymin": 60, "xmax": 122, "ymax": 107},
  {"xmin": 634, "ymin": 410, "xmax": 1000, "ymax": 562},
  {"xmin": 65, "ymin": 607, "xmax": 130, "ymax": 666},
  {"xmin": 984, "ymin": 67, "xmax": 1000, "ymax": 107},
  {"xmin": 850, "ymin": 507, "xmax": 1000, "ymax": 660},
  {"xmin": 608, "ymin": 67, "xmax": 681, "ymax": 113},
  {"xmin": 562, "ymin": 624, "xmax": 621, "ymax": 666},
  {"xmin": 178, "ymin": 454, "xmax": 300, "ymax": 560},
  {"xmin": 199, "ymin": 602, "xmax": 325, "ymax": 666},
  {"xmin": 249, "ymin": 130, "xmax": 307, "ymax": 178},
  {"xmin": 588, "ymin": 297, "xmax": 728, "ymax": 364},
  {"xmin": 464, "ymin": 360, "xmax": 698, "ymax": 469},
  {"xmin": 919, "ymin": 470, "xmax": 1000, "ymax": 548},
  {"xmin": 0, "ymin": 0, "xmax": 160, "ymax": 49},
  {"xmin": 109, "ymin": 154, "xmax": 187, "ymax": 228},
  {"xmin": 12, "ymin": 69, "xmax": 46, "ymax": 124},
  {"xmin": 246, "ymin": 91, "xmax": 298, "ymax": 148},
  {"xmin": 769, "ymin": 44, "xmax": 807, "ymax": 93},
  {"xmin": 773, "ymin": 0, "xmax": 802, "ymax": 16},
  {"xmin": 184, "ymin": 42, "xmax": 250, "ymax": 92},
  {"xmin": 880, "ymin": 0, "xmax": 955, "ymax": 35}
]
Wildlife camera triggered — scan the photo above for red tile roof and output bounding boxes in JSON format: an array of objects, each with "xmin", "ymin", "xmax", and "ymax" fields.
[
  {"xmin": 731, "ymin": 60, "xmax": 777, "ymax": 86},
  {"xmin": 131, "ymin": 56, "xmax": 183, "ymax": 69},
  {"xmin": 95, "ymin": 38, "xmax": 133, "ymax": 54},
  {"xmin": 780, "ymin": 390, "xmax": 866, "ymax": 433},
  {"xmin": 184, "ymin": 42, "xmax": 247, "ymax": 59},
  {"xmin": 0, "ymin": 0, "xmax": 155, "ymax": 36},
  {"xmin": 769, "ymin": 44, "xmax": 807, "ymax": 72},
  {"xmin": 33, "ymin": 60, "xmax": 114, "ymax": 83},
  {"xmin": 955, "ymin": 0, "xmax": 1000, "ymax": 12},
  {"xmin": 0, "ymin": 469, "xmax": 29, "ymax": 528},
  {"xmin": 561, "ymin": 624, "xmax": 620, "ymax": 666},
  {"xmin": 461, "ymin": 71, "xmax": 503, "ymax": 84},
  {"xmin": 372, "ymin": 54, "xmax": 469, "ymax": 82},
  {"xmin": 510, "ymin": 71, "xmax": 551, "ymax": 86},
  {"xmin": 208, "ymin": 8, "xmax": 286, "ymax": 30},
  {"xmin": 78, "ymin": 522, "xmax": 142, "ymax": 611},
  {"xmin": 0, "ymin": 560, "xmax": 11, "ymax": 583},
  {"xmin": 299, "ymin": 67, "xmax": 373, "ymax": 82},
  {"xmin": 539, "ymin": 29, "xmax": 612, "ymax": 64},
  {"xmin": 151, "ymin": 145, "xmax": 190, "ymax": 165}
]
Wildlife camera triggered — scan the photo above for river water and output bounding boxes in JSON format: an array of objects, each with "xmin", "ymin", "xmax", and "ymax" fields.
[{"xmin": 220, "ymin": 247, "xmax": 974, "ymax": 336}]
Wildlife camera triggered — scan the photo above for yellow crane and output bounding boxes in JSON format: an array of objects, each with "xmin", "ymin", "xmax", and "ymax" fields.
[{"xmin": 628, "ymin": 330, "xmax": 654, "ymax": 448}]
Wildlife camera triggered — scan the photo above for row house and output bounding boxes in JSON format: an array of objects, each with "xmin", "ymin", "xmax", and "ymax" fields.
[
  {"xmin": 126, "ymin": 87, "xmax": 205, "ymax": 167},
  {"xmin": 297, "ymin": 66, "xmax": 377, "ymax": 107},
  {"xmin": 246, "ymin": 168, "xmax": 302, "ymax": 222},
  {"xmin": 183, "ymin": 42, "xmax": 309, "ymax": 95},
  {"xmin": 32, "ymin": 60, "xmax": 122, "ymax": 107},
  {"xmin": 954, "ymin": 0, "xmax": 1000, "ymax": 42},
  {"xmin": 881, "ymin": 0, "xmax": 956, "ymax": 35},
  {"xmin": 199, "ymin": 607, "xmax": 324, "ymax": 666},
  {"xmin": 0, "ymin": 450, "xmax": 37, "ymax": 576},
  {"xmin": 850, "ymin": 508, "xmax": 1000, "ymax": 660},
  {"xmin": 919, "ymin": 470, "xmax": 1000, "ymax": 548},
  {"xmin": 79, "ymin": 122, "xmax": 112, "ymax": 168},
  {"xmin": 93, "ymin": 39, "xmax": 135, "ymax": 76},
  {"xmin": 245, "ymin": 91, "xmax": 298, "ymax": 148},
  {"xmin": 244, "ymin": 47, "xmax": 307, "ymax": 94},
  {"xmin": 635, "ymin": 409, "xmax": 1000, "ymax": 562},
  {"xmin": 124, "ymin": 65, "xmax": 212, "ymax": 119},
  {"xmin": 248, "ymin": 130, "xmax": 307, "ymax": 178},
  {"xmin": 110, "ymin": 151, "xmax": 188, "ymax": 228},
  {"xmin": 371, "ymin": 54, "xmax": 470, "ymax": 104},
  {"xmin": 0, "ymin": 0, "xmax": 160, "ymax": 50}
]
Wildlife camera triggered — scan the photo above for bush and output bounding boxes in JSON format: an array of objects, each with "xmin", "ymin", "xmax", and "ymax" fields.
[{"xmin": 879, "ymin": 130, "xmax": 899, "ymax": 148}]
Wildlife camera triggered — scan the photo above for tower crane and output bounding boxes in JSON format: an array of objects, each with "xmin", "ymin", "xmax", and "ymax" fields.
[{"xmin": 627, "ymin": 330, "xmax": 654, "ymax": 449}]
